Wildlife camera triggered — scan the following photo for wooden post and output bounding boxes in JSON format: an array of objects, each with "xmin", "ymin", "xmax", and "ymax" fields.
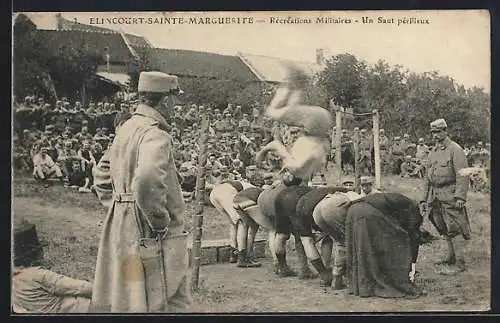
[
  {"xmin": 81, "ymin": 83, "xmax": 87, "ymax": 108},
  {"xmin": 190, "ymin": 115, "xmax": 210, "ymax": 291},
  {"xmin": 372, "ymin": 110, "xmax": 381, "ymax": 189},
  {"xmin": 335, "ymin": 107, "xmax": 342, "ymax": 186},
  {"xmin": 353, "ymin": 127, "xmax": 361, "ymax": 194}
]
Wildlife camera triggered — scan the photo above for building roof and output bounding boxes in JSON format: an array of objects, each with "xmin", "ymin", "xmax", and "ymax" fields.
[
  {"xmin": 149, "ymin": 48, "xmax": 260, "ymax": 82},
  {"xmin": 238, "ymin": 53, "xmax": 321, "ymax": 83},
  {"xmin": 19, "ymin": 13, "xmax": 151, "ymax": 48},
  {"xmin": 36, "ymin": 29, "xmax": 135, "ymax": 63},
  {"xmin": 16, "ymin": 12, "xmax": 60, "ymax": 30}
]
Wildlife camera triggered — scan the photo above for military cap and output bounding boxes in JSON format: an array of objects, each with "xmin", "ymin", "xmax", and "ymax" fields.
[
  {"xmin": 380, "ymin": 129, "xmax": 385, "ymax": 133},
  {"xmin": 411, "ymin": 157, "xmax": 418, "ymax": 162},
  {"xmin": 403, "ymin": 133, "xmax": 409, "ymax": 138},
  {"xmin": 64, "ymin": 102, "xmax": 70, "ymax": 106},
  {"xmin": 23, "ymin": 129, "xmax": 29, "ymax": 133},
  {"xmin": 82, "ymin": 120, "xmax": 89, "ymax": 125},
  {"xmin": 342, "ymin": 179, "xmax": 354, "ymax": 185},
  {"xmin": 394, "ymin": 136, "xmax": 401, "ymax": 140},
  {"xmin": 56, "ymin": 100, "xmax": 62, "ymax": 104},
  {"xmin": 246, "ymin": 165, "xmax": 257, "ymax": 170},
  {"xmin": 430, "ymin": 118, "xmax": 447, "ymax": 130},
  {"xmin": 45, "ymin": 125, "xmax": 55, "ymax": 131},
  {"xmin": 41, "ymin": 147, "xmax": 49, "ymax": 152},
  {"xmin": 418, "ymin": 138, "xmax": 425, "ymax": 143},
  {"xmin": 360, "ymin": 129, "xmax": 367, "ymax": 133},
  {"xmin": 138, "ymin": 71, "xmax": 183, "ymax": 94},
  {"xmin": 341, "ymin": 129, "xmax": 348, "ymax": 133},
  {"xmin": 360, "ymin": 176, "xmax": 373, "ymax": 185},
  {"xmin": 405, "ymin": 155, "xmax": 412, "ymax": 160},
  {"xmin": 477, "ymin": 141, "xmax": 483, "ymax": 146}
]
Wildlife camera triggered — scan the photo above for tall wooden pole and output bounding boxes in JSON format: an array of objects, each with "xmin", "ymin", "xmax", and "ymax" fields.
[
  {"xmin": 353, "ymin": 127, "xmax": 361, "ymax": 194},
  {"xmin": 372, "ymin": 110, "xmax": 381, "ymax": 189},
  {"xmin": 334, "ymin": 106, "xmax": 342, "ymax": 186},
  {"xmin": 190, "ymin": 115, "xmax": 210, "ymax": 291}
]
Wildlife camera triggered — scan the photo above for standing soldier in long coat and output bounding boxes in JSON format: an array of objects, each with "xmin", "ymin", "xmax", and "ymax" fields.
[
  {"xmin": 91, "ymin": 71, "xmax": 190, "ymax": 313},
  {"xmin": 420, "ymin": 118, "xmax": 470, "ymax": 275}
]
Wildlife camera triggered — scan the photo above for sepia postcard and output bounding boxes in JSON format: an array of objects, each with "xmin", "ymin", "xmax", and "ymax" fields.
[{"xmin": 11, "ymin": 10, "xmax": 491, "ymax": 313}]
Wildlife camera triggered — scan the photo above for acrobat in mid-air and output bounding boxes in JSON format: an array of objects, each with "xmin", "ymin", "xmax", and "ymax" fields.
[{"xmin": 256, "ymin": 64, "xmax": 333, "ymax": 185}]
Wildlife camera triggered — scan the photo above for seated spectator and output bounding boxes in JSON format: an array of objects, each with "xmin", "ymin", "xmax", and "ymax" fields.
[
  {"xmin": 13, "ymin": 136, "xmax": 31, "ymax": 172},
  {"xmin": 400, "ymin": 155, "xmax": 415, "ymax": 178},
  {"xmin": 206, "ymin": 154, "xmax": 223, "ymax": 171},
  {"xmin": 12, "ymin": 238, "xmax": 93, "ymax": 313},
  {"xmin": 32, "ymin": 147, "xmax": 64, "ymax": 187},
  {"xmin": 58, "ymin": 141, "xmax": 79, "ymax": 181},
  {"xmin": 179, "ymin": 161, "xmax": 197, "ymax": 193},
  {"xmin": 78, "ymin": 141, "xmax": 96, "ymax": 173},
  {"xmin": 66, "ymin": 157, "xmax": 87, "ymax": 189},
  {"xmin": 359, "ymin": 176, "xmax": 382, "ymax": 197},
  {"xmin": 409, "ymin": 158, "xmax": 425, "ymax": 178}
]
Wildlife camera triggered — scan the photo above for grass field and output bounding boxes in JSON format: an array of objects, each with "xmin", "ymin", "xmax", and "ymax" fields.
[{"xmin": 12, "ymin": 172, "xmax": 491, "ymax": 312}]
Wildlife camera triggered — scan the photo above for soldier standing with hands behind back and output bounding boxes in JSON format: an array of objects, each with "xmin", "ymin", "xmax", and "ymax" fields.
[
  {"xmin": 420, "ymin": 118, "xmax": 470, "ymax": 275},
  {"xmin": 91, "ymin": 71, "xmax": 190, "ymax": 313}
]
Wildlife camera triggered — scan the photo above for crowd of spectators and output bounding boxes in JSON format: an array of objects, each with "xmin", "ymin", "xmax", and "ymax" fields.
[{"xmin": 13, "ymin": 94, "xmax": 491, "ymax": 195}]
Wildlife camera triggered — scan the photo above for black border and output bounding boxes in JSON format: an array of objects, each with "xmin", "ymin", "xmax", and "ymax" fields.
[{"xmin": 8, "ymin": 0, "xmax": 500, "ymax": 319}]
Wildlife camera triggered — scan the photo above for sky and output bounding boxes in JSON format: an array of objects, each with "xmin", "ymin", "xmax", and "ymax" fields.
[{"xmin": 25, "ymin": 10, "xmax": 490, "ymax": 92}]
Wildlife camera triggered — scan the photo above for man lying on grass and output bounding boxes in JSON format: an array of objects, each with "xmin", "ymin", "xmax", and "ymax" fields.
[{"xmin": 12, "ymin": 244, "xmax": 93, "ymax": 313}]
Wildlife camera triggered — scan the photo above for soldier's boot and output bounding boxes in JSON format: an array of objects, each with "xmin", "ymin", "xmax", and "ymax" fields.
[
  {"xmin": 434, "ymin": 237, "xmax": 456, "ymax": 265},
  {"xmin": 272, "ymin": 262, "xmax": 280, "ymax": 274},
  {"xmin": 275, "ymin": 252, "xmax": 297, "ymax": 277},
  {"xmin": 439, "ymin": 238, "xmax": 468, "ymax": 274},
  {"xmin": 246, "ymin": 250, "xmax": 262, "ymax": 267},
  {"xmin": 237, "ymin": 249, "xmax": 261, "ymax": 268},
  {"xmin": 311, "ymin": 258, "xmax": 333, "ymax": 287},
  {"xmin": 229, "ymin": 247, "xmax": 238, "ymax": 263},
  {"xmin": 319, "ymin": 270, "xmax": 333, "ymax": 287},
  {"xmin": 332, "ymin": 275, "xmax": 346, "ymax": 290},
  {"xmin": 298, "ymin": 266, "xmax": 318, "ymax": 280}
]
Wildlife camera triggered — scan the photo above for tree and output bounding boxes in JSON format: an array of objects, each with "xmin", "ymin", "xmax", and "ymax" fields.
[
  {"xmin": 43, "ymin": 35, "xmax": 101, "ymax": 101},
  {"xmin": 317, "ymin": 53, "xmax": 367, "ymax": 111},
  {"xmin": 13, "ymin": 14, "xmax": 51, "ymax": 101}
]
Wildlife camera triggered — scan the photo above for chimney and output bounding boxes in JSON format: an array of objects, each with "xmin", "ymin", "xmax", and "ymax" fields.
[
  {"xmin": 316, "ymin": 48, "xmax": 325, "ymax": 66},
  {"xmin": 55, "ymin": 13, "xmax": 63, "ymax": 30}
]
